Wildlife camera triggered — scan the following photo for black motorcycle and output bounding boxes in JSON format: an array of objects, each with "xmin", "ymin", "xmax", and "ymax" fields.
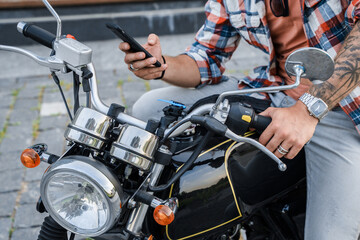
[{"xmin": 0, "ymin": 1, "xmax": 335, "ymax": 239}]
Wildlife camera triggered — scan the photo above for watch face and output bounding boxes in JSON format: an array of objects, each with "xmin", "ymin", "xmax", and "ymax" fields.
[{"xmin": 310, "ymin": 100, "xmax": 328, "ymax": 117}]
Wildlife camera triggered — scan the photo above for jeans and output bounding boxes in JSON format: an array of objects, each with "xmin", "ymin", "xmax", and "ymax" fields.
[{"xmin": 132, "ymin": 78, "xmax": 360, "ymax": 240}]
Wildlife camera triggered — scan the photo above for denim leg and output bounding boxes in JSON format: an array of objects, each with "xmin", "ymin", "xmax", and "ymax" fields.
[{"xmin": 304, "ymin": 109, "xmax": 360, "ymax": 240}]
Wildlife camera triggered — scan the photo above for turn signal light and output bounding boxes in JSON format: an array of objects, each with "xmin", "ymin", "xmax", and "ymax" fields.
[
  {"xmin": 20, "ymin": 149, "xmax": 40, "ymax": 168},
  {"xmin": 153, "ymin": 205, "xmax": 174, "ymax": 226}
]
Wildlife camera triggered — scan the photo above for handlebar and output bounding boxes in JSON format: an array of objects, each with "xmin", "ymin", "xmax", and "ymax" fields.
[
  {"xmin": 17, "ymin": 22, "xmax": 56, "ymax": 49},
  {"xmin": 251, "ymin": 114, "xmax": 272, "ymax": 132},
  {"xmin": 226, "ymin": 102, "xmax": 272, "ymax": 135}
]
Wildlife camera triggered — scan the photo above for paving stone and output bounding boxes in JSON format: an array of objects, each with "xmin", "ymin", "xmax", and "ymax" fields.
[
  {"xmin": 98, "ymin": 86, "xmax": 121, "ymax": 100},
  {"xmin": 42, "ymin": 89, "xmax": 72, "ymax": 104},
  {"xmin": 11, "ymin": 227, "xmax": 41, "ymax": 240},
  {"xmin": 14, "ymin": 203, "xmax": 47, "ymax": 228},
  {"xmin": 8, "ymin": 108, "xmax": 39, "ymax": 126},
  {"xmin": 0, "ymin": 151, "xmax": 23, "ymax": 171},
  {"xmin": 96, "ymin": 70, "xmax": 122, "ymax": 88},
  {"xmin": 39, "ymin": 115, "xmax": 70, "ymax": 131},
  {"xmin": 20, "ymin": 181, "xmax": 40, "ymax": 204},
  {"xmin": 12, "ymin": 98, "xmax": 39, "ymax": 111},
  {"xmin": 0, "ymin": 192, "xmax": 17, "ymax": 217},
  {"xmin": 0, "ymin": 91, "xmax": 12, "ymax": 109},
  {"xmin": 0, "ymin": 217, "xmax": 12, "ymax": 240},
  {"xmin": 0, "ymin": 109, "xmax": 9, "ymax": 130},
  {"xmin": 0, "ymin": 169, "xmax": 23, "ymax": 193},
  {"xmin": 24, "ymin": 164, "xmax": 48, "ymax": 182},
  {"xmin": 0, "ymin": 77, "xmax": 21, "ymax": 89},
  {"xmin": 102, "ymin": 97, "xmax": 125, "ymax": 107},
  {"xmin": 35, "ymin": 128, "xmax": 65, "ymax": 155},
  {"xmin": 0, "ymin": 125, "xmax": 33, "ymax": 152},
  {"xmin": 17, "ymin": 74, "xmax": 52, "ymax": 86},
  {"xmin": 40, "ymin": 102, "xmax": 68, "ymax": 117},
  {"xmin": 122, "ymin": 81, "xmax": 147, "ymax": 110},
  {"xmin": 16, "ymin": 85, "xmax": 42, "ymax": 100}
]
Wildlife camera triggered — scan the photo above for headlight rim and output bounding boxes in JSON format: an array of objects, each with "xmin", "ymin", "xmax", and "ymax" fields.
[{"xmin": 40, "ymin": 156, "xmax": 124, "ymax": 237}]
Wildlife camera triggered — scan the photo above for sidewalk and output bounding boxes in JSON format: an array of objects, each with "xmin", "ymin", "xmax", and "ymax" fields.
[{"xmin": 0, "ymin": 34, "xmax": 267, "ymax": 240}]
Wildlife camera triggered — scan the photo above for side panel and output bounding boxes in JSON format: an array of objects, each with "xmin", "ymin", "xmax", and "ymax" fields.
[{"xmin": 228, "ymin": 143, "xmax": 306, "ymax": 205}]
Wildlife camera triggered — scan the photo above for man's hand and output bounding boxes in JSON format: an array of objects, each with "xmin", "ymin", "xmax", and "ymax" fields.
[
  {"xmin": 119, "ymin": 33, "xmax": 167, "ymax": 80},
  {"xmin": 259, "ymin": 101, "xmax": 318, "ymax": 159}
]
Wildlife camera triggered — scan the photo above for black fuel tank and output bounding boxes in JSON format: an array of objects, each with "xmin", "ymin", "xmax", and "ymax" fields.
[{"xmin": 165, "ymin": 137, "xmax": 306, "ymax": 240}]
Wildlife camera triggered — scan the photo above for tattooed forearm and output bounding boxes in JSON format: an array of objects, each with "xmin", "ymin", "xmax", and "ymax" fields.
[{"xmin": 310, "ymin": 21, "xmax": 360, "ymax": 109}]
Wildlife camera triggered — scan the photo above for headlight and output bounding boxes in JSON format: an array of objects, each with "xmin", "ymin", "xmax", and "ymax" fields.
[{"xmin": 40, "ymin": 156, "xmax": 125, "ymax": 237}]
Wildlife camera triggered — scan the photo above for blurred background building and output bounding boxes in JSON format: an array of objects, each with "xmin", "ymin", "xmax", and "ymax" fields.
[{"xmin": 0, "ymin": 0, "xmax": 207, "ymax": 46}]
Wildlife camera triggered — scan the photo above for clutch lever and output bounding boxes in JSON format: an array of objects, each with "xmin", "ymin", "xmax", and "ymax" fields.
[
  {"xmin": 190, "ymin": 115, "xmax": 287, "ymax": 171},
  {"xmin": 0, "ymin": 45, "xmax": 66, "ymax": 72}
]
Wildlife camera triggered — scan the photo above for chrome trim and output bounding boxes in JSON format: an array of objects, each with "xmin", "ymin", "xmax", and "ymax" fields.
[
  {"xmin": 225, "ymin": 129, "xmax": 287, "ymax": 171},
  {"xmin": 166, "ymin": 104, "xmax": 214, "ymax": 138},
  {"xmin": 126, "ymin": 163, "xmax": 164, "ymax": 235},
  {"xmin": 64, "ymin": 127, "xmax": 105, "ymax": 149},
  {"xmin": 87, "ymin": 64, "xmax": 147, "ymax": 130},
  {"xmin": 110, "ymin": 125, "xmax": 158, "ymax": 170},
  {"xmin": 16, "ymin": 21, "xmax": 26, "ymax": 34},
  {"xmin": 40, "ymin": 156, "xmax": 123, "ymax": 236},
  {"xmin": 42, "ymin": 0, "xmax": 62, "ymax": 41},
  {"xmin": 0, "ymin": 45, "xmax": 65, "ymax": 72},
  {"xmin": 212, "ymin": 65, "xmax": 304, "ymax": 115},
  {"xmin": 64, "ymin": 107, "xmax": 112, "ymax": 149}
]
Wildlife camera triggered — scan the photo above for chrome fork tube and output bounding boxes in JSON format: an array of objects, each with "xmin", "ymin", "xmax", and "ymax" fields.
[{"xmin": 126, "ymin": 163, "xmax": 164, "ymax": 236}]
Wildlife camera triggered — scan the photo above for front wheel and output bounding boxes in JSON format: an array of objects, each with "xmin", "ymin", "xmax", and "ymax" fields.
[{"xmin": 37, "ymin": 216, "xmax": 68, "ymax": 240}]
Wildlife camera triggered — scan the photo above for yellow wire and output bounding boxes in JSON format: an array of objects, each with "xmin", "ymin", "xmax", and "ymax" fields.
[{"xmin": 166, "ymin": 131, "xmax": 256, "ymax": 240}]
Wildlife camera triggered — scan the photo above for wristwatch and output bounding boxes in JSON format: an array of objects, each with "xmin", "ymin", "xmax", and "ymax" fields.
[{"xmin": 299, "ymin": 93, "xmax": 329, "ymax": 120}]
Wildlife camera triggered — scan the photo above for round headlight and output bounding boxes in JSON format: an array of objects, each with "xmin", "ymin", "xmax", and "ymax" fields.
[{"xmin": 40, "ymin": 156, "xmax": 125, "ymax": 237}]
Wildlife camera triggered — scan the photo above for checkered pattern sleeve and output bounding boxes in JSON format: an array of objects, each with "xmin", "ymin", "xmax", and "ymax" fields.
[
  {"xmin": 346, "ymin": 0, "xmax": 360, "ymax": 26},
  {"xmin": 184, "ymin": 0, "xmax": 240, "ymax": 86}
]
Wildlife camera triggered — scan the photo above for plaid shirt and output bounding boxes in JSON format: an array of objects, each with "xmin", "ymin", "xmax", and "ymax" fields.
[{"xmin": 185, "ymin": 0, "xmax": 360, "ymax": 133}]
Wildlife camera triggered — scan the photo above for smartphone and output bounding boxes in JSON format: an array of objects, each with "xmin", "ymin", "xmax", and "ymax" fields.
[{"xmin": 106, "ymin": 23, "xmax": 161, "ymax": 67}]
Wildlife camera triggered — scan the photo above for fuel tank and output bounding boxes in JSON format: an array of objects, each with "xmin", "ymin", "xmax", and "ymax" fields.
[{"xmin": 165, "ymin": 135, "xmax": 306, "ymax": 240}]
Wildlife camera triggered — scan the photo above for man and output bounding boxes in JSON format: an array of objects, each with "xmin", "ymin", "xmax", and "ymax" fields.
[{"xmin": 120, "ymin": 0, "xmax": 360, "ymax": 239}]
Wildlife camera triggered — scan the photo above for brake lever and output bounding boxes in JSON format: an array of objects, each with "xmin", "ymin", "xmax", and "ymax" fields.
[
  {"xmin": 225, "ymin": 129, "xmax": 287, "ymax": 171},
  {"xmin": 0, "ymin": 45, "xmax": 66, "ymax": 72}
]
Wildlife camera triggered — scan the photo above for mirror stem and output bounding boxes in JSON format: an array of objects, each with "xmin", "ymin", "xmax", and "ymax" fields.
[
  {"xmin": 42, "ymin": 0, "xmax": 62, "ymax": 41},
  {"xmin": 293, "ymin": 65, "xmax": 305, "ymax": 87}
]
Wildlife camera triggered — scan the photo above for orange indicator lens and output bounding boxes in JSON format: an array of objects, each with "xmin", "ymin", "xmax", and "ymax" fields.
[
  {"xmin": 20, "ymin": 149, "xmax": 40, "ymax": 168},
  {"xmin": 153, "ymin": 205, "xmax": 174, "ymax": 226}
]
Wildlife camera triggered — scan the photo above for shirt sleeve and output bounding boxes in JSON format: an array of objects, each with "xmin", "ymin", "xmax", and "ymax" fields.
[
  {"xmin": 346, "ymin": 0, "xmax": 360, "ymax": 27},
  {"xmin": 184, "ymin": 0, "xmax": 241, "ymax": 86}
]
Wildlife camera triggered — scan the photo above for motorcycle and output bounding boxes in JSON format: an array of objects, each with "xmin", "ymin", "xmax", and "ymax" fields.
[{"xmin": 0, "ymin": 1, "xmax": 335, "ymax": 239}]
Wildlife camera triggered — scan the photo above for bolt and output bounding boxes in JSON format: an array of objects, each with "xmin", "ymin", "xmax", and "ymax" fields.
[
  {"xmin": 128, "ymin": 199, "xmax": 136, "ymax": 208},
  {"xmin": 282, "ymin": 204, "xmax": 290, "ymax": 214}
]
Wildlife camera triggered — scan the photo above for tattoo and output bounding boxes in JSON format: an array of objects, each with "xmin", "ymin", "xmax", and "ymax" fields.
[{"xmin": 310, "ymin": 21, "xmax": 360, "ymax": 110}]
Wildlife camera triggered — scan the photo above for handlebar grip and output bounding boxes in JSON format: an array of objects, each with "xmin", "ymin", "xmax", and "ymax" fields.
[
  {"xmin": 252, "ymin": 115, "xmax": 272, "ymax": 132},
  {"xmin": 17, "ymin": 22, "xmax": 56, "ymax": 49}
]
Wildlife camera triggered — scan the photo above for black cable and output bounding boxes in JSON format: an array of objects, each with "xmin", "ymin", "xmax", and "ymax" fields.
[
  {"xmin": 51, "ymin": 72, "xmax": 73, "ymax": 121},
  {"xmin": 149, "ymin": 131, "xmax": 213, "ymax": 192},
  {"xmin": 73, "ymin": 72, "xmax": 80, "ymax": 115}
]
